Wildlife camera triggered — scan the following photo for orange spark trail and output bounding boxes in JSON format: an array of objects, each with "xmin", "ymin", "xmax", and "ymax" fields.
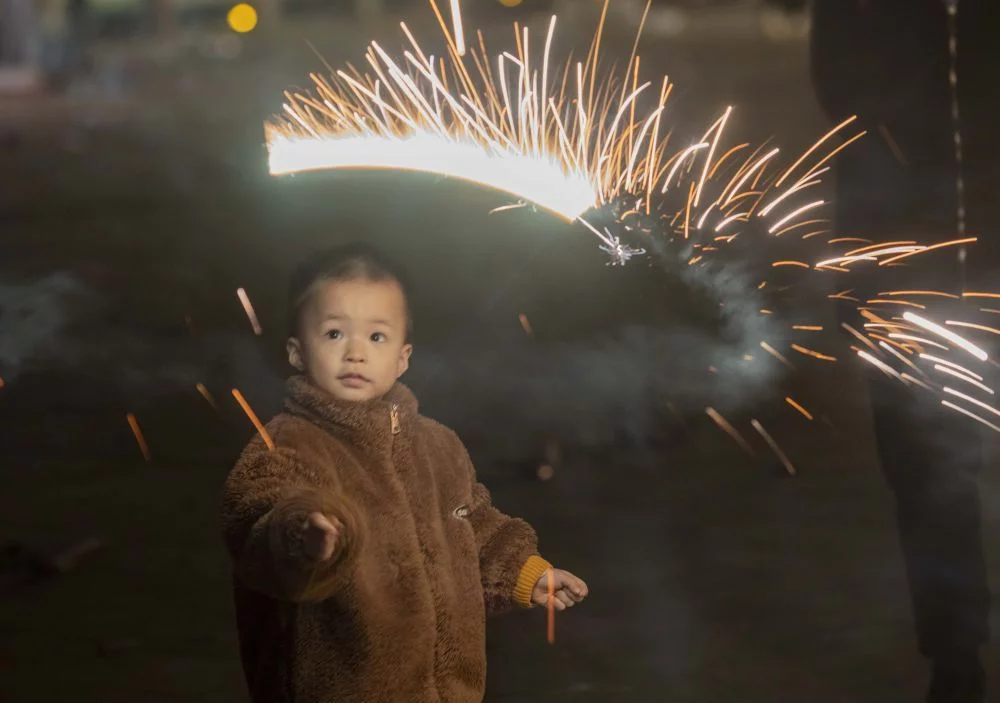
[
  {"xmin": 232, "ymin": 389, "xmax": 275, "ymax": 450},
  {"xmin": 126, "ymin": 413, "xmax": 151, "ymax": 462}
]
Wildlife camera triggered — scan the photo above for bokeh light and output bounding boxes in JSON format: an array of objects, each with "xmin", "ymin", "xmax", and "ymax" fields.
[
  {"xmin": 498, "ymin": 0, "xmax": 523, "ymax": 7},
  {"xmin": 227, "ymin": 3, "xmax": 258, "ymax": 33}
]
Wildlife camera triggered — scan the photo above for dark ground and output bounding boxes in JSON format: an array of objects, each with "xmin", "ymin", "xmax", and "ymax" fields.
[{"xmin": 1, "ymin": 6, "xmax": 998, "ymax": 702}]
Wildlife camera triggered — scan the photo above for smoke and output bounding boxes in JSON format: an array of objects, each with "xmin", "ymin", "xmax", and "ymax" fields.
[
  {"xmin": 0, "ymin": 242, "xmax": 817, "ymax": 454},
  {"xmin": 407, "ymin": 196, "xmax": 835, "ymax": 454},
  {"xmin": 0, "ymin": 274, "xmax": 95, "ymax": 380},
  {"xmin": 0, "ymin": 274, "xmax": 283, "ymax": 409},
  {"xmin": 412, "ymin": 254, "xmax": 805, "ymax": 453}
]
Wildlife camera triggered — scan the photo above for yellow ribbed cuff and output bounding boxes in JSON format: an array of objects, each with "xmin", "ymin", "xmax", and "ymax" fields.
[{"xmin": 512, "ymin": 554, "xmax": 553, "ymax": 608}]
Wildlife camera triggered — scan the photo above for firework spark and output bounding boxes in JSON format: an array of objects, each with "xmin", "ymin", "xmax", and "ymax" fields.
[
  {"xmin": 237, "ymin": 287, "xmax": 263, "ymax": 336},
  {"xmin": 196, "ymin": 382, "xmax": 219, "ymax": 410},
  {"xmin": 751, "ymin": 419, "xmax": 796, "ymax": 476},
  {"xmin": 518, "ymin": 312, "xmax": 534, "ymax": 338},
  {"xmin": 705, "ymin": 407, "xmax": 755, "ymax": 457},
  {"xmin": 785, "ymin": 396, "xmax": 813, "ymax": 421},
  {"xmin": 266, "ymin": 0, "xmax": 855, "ymax": 258},
  {"xmin": 265, "ymin": 0, "xmax": 999, "ymax": 433},
  {"xmin": 126, "ymin": 413, "xmax": 151, "ymax": 462},
  {"xmin": 232, "ymin": 388, "xmax": 275, "ymax": 450}
]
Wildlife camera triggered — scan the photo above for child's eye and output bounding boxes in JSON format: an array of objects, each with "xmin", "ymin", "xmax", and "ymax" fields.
[
  {"xmin": 370, "ymin": 332, "xmax": 387, "ymax": 343},
  {"xmin": 326, "ymin": 329, "xmax": 343, "ymax": 340}
]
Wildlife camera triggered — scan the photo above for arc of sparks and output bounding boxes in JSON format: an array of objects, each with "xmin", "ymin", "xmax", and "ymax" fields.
[
  {"xmin": 265, "ymin": 0, "xmax": 858, "ymax": 257},
  {"xmin": 264, "ymin": 0, "xmax": 1000, "ymax": 432}
]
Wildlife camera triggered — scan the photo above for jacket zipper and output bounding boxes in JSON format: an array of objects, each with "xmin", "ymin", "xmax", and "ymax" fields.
[{"xmin": 390, "ymin": 403, "xmax": 400, "ymax": 435}]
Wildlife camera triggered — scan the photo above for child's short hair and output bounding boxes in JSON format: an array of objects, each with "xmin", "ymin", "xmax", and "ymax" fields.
[{"xmin": 288, "ymin": 243, "xmax": 414, "ymax": 341}]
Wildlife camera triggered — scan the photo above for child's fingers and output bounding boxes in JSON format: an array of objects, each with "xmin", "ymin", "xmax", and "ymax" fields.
[
  {"xmin": 569, "ymin": 575, "xmax": 588, "ymax": 599},
  {"xmin": 556, "ymin": 571, "xmax": 588, "ymax": 600},
  {"xmin": 303, "ymin": 513, "xmax": 342, "ymax": 561},
  {"xmin": 549, "ymin": 594, "xmax": 567, "ymax": 611},
  {"xmin": 312, "ymin": 513, "xmax": 341, "ymax": 534},
  {"xmin": 555, "ymin": 590, "xmax": 575, "ymax": 609}
]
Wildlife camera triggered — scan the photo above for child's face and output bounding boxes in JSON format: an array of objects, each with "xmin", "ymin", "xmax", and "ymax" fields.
[{"xmin": 287, "ymin": 278, "xmax": 412, "ymax": 402}]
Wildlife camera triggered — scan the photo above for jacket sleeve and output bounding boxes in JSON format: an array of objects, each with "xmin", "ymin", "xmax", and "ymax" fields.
[
  {"xmin": 450, "ymin": 433, "xmax": 551, "ymax": 614},
  {"xmin": 221, "ymin": 437, "xmax": 366, "ymax": 603}
]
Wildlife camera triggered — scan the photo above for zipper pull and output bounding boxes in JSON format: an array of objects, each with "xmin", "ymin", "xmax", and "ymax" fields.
[{"xmin": 390, "ymin": 403, "xmax": 400, "ymax": 435}]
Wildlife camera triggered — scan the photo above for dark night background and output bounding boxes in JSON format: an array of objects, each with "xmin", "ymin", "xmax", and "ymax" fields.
[{"xmin": 1, "ymin": 1, "xmax": 997, "ymax": 700}]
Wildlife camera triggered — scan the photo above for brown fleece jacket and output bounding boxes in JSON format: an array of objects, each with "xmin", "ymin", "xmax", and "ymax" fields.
[{"xmin": 221, "ymin": 376, "xmax": 552, "ymax": 703}]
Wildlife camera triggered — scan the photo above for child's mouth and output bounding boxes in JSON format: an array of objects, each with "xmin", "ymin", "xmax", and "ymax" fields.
[{"xmin": 338, "ymin": 373, "xmax": 371, "ymax": 388}]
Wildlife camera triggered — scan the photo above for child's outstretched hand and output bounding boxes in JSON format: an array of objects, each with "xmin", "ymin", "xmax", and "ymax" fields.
[
  {"xmin": 302, "ymin": 512, "xmax": 342, "ymax": 562},
  {"xmin": 531, "ymin": 569, "xmax": 588, "ymax": 610}
]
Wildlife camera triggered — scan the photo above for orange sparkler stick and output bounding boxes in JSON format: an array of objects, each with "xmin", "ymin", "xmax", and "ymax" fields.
[
  {"xmin": 547, "ymin": 568, "xmax": 555, "ymax": 645},
  {"xmin": 232, "ymin": 389, "xmax": 275, "ymax": 450},
  {"xmin": 126, "ymin": 413, "xmax": 151, "ymax": 462},
  {"xmin": 237, "ymin": 288, "xmax": 263, "ymax": 336}
]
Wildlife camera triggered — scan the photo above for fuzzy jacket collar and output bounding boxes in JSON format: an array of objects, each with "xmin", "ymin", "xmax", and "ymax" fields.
[{"xmin": 284, "ymin": 375, "xmax": 419, "ymax": 446}]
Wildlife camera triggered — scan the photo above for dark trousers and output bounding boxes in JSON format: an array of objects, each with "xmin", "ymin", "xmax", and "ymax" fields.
[
  {"xmin": 834, "ymin": 124, "xmax": 992, "ymax": 660},
  {"xmin": 868, "ymin": 375, "xmax": 990, "ymax": 659}
]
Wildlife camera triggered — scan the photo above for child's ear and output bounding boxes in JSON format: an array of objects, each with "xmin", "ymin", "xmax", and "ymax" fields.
[
  {"xmin": 396, "ymin": 343, "xmax": 413, "ymax": 378},
  {"xmin": 287, "ymin": 337, "xmax": 305, "ymax": 371}
]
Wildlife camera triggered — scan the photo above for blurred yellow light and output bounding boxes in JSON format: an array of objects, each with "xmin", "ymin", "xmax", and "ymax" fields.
[
  {"xmin": 498, "ymin": 0, "xmax": 523, "ymax": 7},
  {"xmin": 227, "ymin": 3, "xmax": 258, "ymax": 33}
]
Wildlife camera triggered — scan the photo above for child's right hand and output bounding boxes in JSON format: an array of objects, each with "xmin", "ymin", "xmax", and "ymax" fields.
[{"xmin": 302, "ymin": 512, "xmax": 342, "ymax": 562}]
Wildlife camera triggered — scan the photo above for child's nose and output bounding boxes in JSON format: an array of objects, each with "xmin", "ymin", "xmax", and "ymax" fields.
[{"xmin": 344, "ymin": 338, "xmax": 366, "ymax": 362}]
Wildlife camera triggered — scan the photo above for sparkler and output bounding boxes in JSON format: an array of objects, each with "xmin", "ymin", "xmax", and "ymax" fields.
[
  {"xmin": 546, "ymin": 568, "xmax": 555, "ymax": 645},
  {"xmin": 265, "ymin": 0, "xmax": 999, "ymax": 443}
]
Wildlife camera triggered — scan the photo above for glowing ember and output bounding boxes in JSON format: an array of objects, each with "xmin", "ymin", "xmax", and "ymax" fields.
[
  {"xmin": 232, "ymin": 388, "xmax": 275, "ymax": 450},
  {"xmin": 237, "ymin": 287, "xmax": 263, "ymax": 336},
  {"xmin": 126, "ymin": 413, "xmax": 151, "ymax": 462}
]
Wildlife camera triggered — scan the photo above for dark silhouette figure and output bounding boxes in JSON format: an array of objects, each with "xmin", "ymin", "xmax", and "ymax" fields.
[{"xmin": 810, "ymin": 1, "xmax": 996, "ymax": 701}]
